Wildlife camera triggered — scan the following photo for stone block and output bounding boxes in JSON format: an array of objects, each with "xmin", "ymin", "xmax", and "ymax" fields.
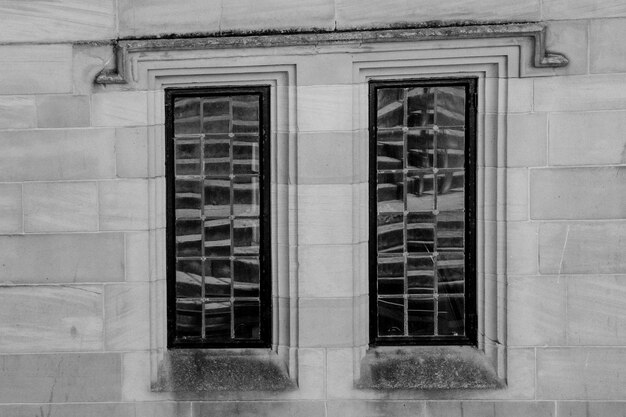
[
  {"xmin": 507, "ymin": 79, "xmax": 534, "ymax": 113},
  {"xmin": 23, "ymin": 181, "xmax": 98, "ymax": 232},
  {"xmin": 0, "ymin": 285, "xmax": 102, "ymax": 353},
  {"xmin": 327, "ymin": 401, "xmax": 464, "ymax": 417},
  {"xmin": 296, "ymin": 348, "xmax": 325, "ymax": 399},
  {"xmin": 99, "ymin": 180, "xmax": 149, "ymax": 231},
  {"xmin": 0, "ymin": 96, "xmax": 36, "ymax": 129},
  {"xmin": 36, "ymin": 95, "xmax": 90, "ymax": 128},
  {"xmin": 537, "ymin": 348, "xmax": 626, "ymax": 399},
  {"xmin": 591, "ymin": 18, "xmax": 626, "ymax": 73},
  {"xmin": 118, "ymin": 0, "xmax": 221, "ymax": 37},
  {"xmin": 506, "ymin": 222, "xmax": 538, "ymax": 275},
  {"xmin": 0, "ymin": 184, "xmax": 22, "ymax": 234},
  {"xmin": 530, "ymin": 167, "xmax": 626, "ymax": 220},
  {"xmin": 558, "ymin": 402, "xmax": 626, "ymax": 417},
  {"xmin": 0, "ymin": 129, "xmax": 116, "ymax": 181},
  {"xmin": 92, "ymin": 92, "xmax": 148, "ymax": 127},
  {"xmin": 549, "ymin": 111, "xmax": 626, "ymax": 166},
  {"xmin": 104, "ymin": 283, "xmax": 150, "ymax": 351},
  {"xmin": 507, "ymin": 276, "xmax": 566, "ymax": 346},
  {"xmin": 299, "ymin": 298, "xmax": 353, "ymax": 347},
  {"xmin": 116, "ymin": 127, "xmax": 149, "ymax": 178},
  {"xmin": 0, "ymin": 353, "xmax": 122, "ymax": 402},
  {"xmin": 507, "ymin": 113, "xmax": 547, "ymax": 167},
  {"xmin": 297, "ymin": 85, "xmax": 353, "ymax": 133},
  {"xmin": 568, "ymin": 276, "xmax": 626, "ymax": 345},
  {"xmin": 0, "ymin": 0, "xmax": 115, "ymax": 43},
  {"xmin": 0, "ymin": 233, "xmax": 124, "ymax": 283},
  {"xmin": 543, "ymin": 0, "xmax": 626, "ymax": 19},
  {"xmin": 298, "ymin": 184, "xmax": 354, "ymax": 245},
  {"xmin": 0, "ymin": 403, "xmax": 134, "ymax": 417},
  {"xmin": 534, "ymin": 74, "xmax": 626, "ymax": 112},
  {"xmin": 494, "ymin": 402, "xmax": 555, "ymax": 417},
  {"xmin": 73, "ymin": 45, "xmax": 115, "ymax": 95},
  {"xmin": 125, "ymin": 232, "xmax": 150, "ymax": 282},
  {"xmin": 539, "ymin": 222, "xmax": 626, "ymax": 274},
  {"xmin": 221, "ymin": 0, "xmax": 334, "ymax": 32},
  {"xmin": 335, "ymin": 0, "xmax": 539, "ymax": 29},
  {"xmin": 135, "ymin": 402, "xmax": 192, "ymax": 417},
  {"xmin": 545, "ymin": 20, "xmax": 589, "ymax": 76},
  {"xmin": 297, "ymin": 131, "xmax": 355, "ymax": 184},
  {"xmin": 191, "ymin": 401, "xmax": 325, "ymax": 417},
  {"xmin": 0, "ymin": 44, "xmax": 72, "ymax": 94},
  {"xmin": 506, "ymin": 168, "xmax": 528, "ymax": 221},
  {"xmin": 298, "ymin": 245, "xmax": 355, "ymax": 298}
]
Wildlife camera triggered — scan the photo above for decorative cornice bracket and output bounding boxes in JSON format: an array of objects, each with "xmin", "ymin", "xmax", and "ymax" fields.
[{"xmin": 95, "ymin": 23, "xmax": 568, "ymax": 85}]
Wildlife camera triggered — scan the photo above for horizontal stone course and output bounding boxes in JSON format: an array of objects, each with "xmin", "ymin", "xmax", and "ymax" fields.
[
  {"xmin": 104, "ymin": 283, "xmax": 150, "ymax": 351},
  {"xmin": 0, "ymin": 233, "xmax": 124, "ymax": 283},
  {"xmin": 192, "ymin": 401, "xmax": 325, "ymax": 417},
  {"xmin": 0, "ymin": 353, "xmax": 122, "ymax": 402},
  {"xmin": 0, "ymin": 96, "xmax": 36, "ymax": 129},
  {"xmin": 99, "ymin": 180, "xmax": 149, "ymax": 231},
  {"xmin": 534, "ymin": 74, "xmax": 626, "ymax": 112},
  {"xmin": 36, "ymin": 95, "xmax": 90, "ymax": 128},
  {"xmin": 0, "ymin": 45, "xmax": 72, "ymax": 94},
  {"xmin": 590, "ymin": 18, "xmax": 626, "ymax": 74},
  {"xmin": 530, "ymin": 167, "xmax": 626, "ymax": 220},
  {"xmin": 0, "ymin": 285, "xmax": 103, "ymax": 353},
  {"xmin": 0, "ymin": 184, "xmax": 22, "ymax": 234},
  {"xmin": 543, "ymin": 0, "xmax": 626, "ymax": 19},
  {"xmin": 507, "ymin": 113, "xmax": 547, "ymax": 167},
  {"xmin": 299, "ymin": 298, "xmax": 353, "ymax": 347},
  {"xmin": 0, "ymin": 129, "xmax": 116, "ymax": 181},
  {"xmin": 91, "ymin": 92, "xmax": 148, "ymax": 127},
  {"xmin": 0, "ymin": 403, "xmax": 134, "ymax": 417}
]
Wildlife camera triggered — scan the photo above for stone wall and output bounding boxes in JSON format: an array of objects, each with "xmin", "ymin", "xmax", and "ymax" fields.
[{"xmin": 0, "ymin": 1, "xmax": 625, "ymax": 416}]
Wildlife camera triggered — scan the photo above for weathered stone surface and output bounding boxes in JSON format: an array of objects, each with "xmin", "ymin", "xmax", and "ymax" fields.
[
  {"xmin": 154, "ymin": 350, "xmax": 294, "ymax": 392},
  {"xmin": 23, "ymin": 181, "xmax": 98, "ymax": 232},
  {"xmin": 125, "ymin": 232, "xmax": 150, "ymax": 282},
  {"xmin": 0, "ymin": 129, "xmax": 116, "ymax": 181},
  {"xmin": 0, "ymin": 45, "xmax": 72, "ymax": 94},
  {"xmin": 73, "ymin": 45, "xmax": 115, "ymax": 95},
  {"xmin": 327, "ymin": 401, "xmax": 465, "ymax": 417},
  {"xmin": 507, "ymin": 276, "xmax": 566, "ymax": 346},
  {"xmin": 92, "ymin": 92, "xmax": 148, "ymax": 127},
  {"xmin": 0, "ymin": 184, "xmax": 22, "ymax": 234},
  {"xmin": 537, "ymin": 348, "xmax": 626, "ymax": 399},
  {"xmin": 297, "ymin": 85, "xmax": 353, "ymax": 133},
  {"xmin": 0, "ymin": 353, "xmax": 122, "ymax": 402},
  {"xmin": 507, "ymin": 113, "xmax": 547, "ymax": 167},
  {"xmin": 506, "ymin": 168, "xmax": 529, "ymax": 221},
  {"xmin": 0, "ymin": 96, "xmax": 36, "ymax": 129},
  {"xmin": 118, "ymin": 0, "xmax": 221, "ymax": 37},
  {"xmin": 534, "ymin": 74, "xmax": 626, "ymax": 112},
  {"xmin": 557, "ymin": 402, "xmax": 626, "ymax": 417},
  {"xmin": 116, "ymin": 127, "xmax": 149, "ymax": 178},
  {"xmin": 297, "ymin": 131, "xmax": 355, "ymax": 184},
  {"xmin": 335, "ymin": 0, "xmax": 540, "ymax": 29},
  {"xmin": 590, "ymin": 18, "xmax": 626, "ymax": 74},
  {"xmin": 507, "ymin": 79, "xmax": 533, "ymax": 113},
  {"xmin": 36, "ymin": 95, "xmax": 90, "ymax": 128},
  {"xmin": 299, "ymin": 245, "xmax": 355, "ymax": 297},
  {"xmin": 192, "ymin": 401, "xmax": 324, "ymax": 417},
  {"xmin": 0, "ymin": 233, "xmax": 124, "ymax": 283},
  {"xmin": 545, "ymin": 20, "xmax": 589, "ymax": 76},
  {"xmin": 135, "ymin": 402, "xmax": 192, "ymax": 417},
  {"xmin": 357, "ymin": 347, "xmax": 502, "ymax": 390},
  {"xmin": 299, "ymin": 298, "xmax": 353, "ymax": 347},
  {"xmin": 568, "ymin": 276, "xmax": 626, "ymax": 346},
  {"xmin": 506, "ymin": 222, "xmax": 538, "ymax": 275},
  {"xmin": 0, "ymin": 403, "xmax": 134, "ymax": 417},
  {"xmin": 221, "ymin": 0, "xmax": 334, "ymax": 32},
  {"xmin": 543, "ymin": 0, "xmax": 626, "ymax": 19},
  {"xmin": 530, "ymin": 167, "xmax": 626, "ymax": 220},
  {"xmin": 0, "ymin": 285, "xmax": 102, "ymax": 352},
  {"xmin": 539, "ymin": 222, "xmax": 626, "ymax": 274},
  {"xmin": 104, "ymin": 283, "xmax": 150, "ymax": 351},
  {"xmin": 296, "ymin": 348, "xmax": 326, "ymax": 399},
  {"xmin": 99, "ymin": 180, "xmax": 149, "ymax": 231},
  {"xmin": 0, "ymin": 0, "xmax": 115, "ymax": 42},
  {"xmin": 298, "ymin": 184, "xmax": 354, "ymax": 245},
  {"xmin": 549, "ymin": 111, "xmax": 626, "ymax": 166}
]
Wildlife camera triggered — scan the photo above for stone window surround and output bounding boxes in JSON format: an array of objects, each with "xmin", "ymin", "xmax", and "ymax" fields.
[{"xmin": 94, "ymin": 23, "xmax": 567, "ymax": 396}]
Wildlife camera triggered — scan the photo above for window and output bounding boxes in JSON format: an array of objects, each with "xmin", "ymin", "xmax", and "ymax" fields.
[
  {"xmin": 369, "ymin": 79, "xmax": 477, "ymax": 346},
  {"xmin": 165, "ymin": 86, "xmax": 271, "ymax": 348}
]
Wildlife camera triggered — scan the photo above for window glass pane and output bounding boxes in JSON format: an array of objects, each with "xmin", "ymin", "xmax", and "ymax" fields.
[
  {"xmin": 372, "ymin": 81, "xmax": 472, "ymax": 343},
  {"xmin": 170, "ymin": 89, "xmax": 269, "ymax": 347}
]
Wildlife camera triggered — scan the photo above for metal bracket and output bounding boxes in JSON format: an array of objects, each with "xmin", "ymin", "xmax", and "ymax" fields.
[{"xmin": 95, "ymin": 23, "xmax": 568, "ymax": 85}]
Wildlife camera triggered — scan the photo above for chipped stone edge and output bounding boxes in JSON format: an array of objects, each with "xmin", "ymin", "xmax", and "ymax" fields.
[{"xmin": 94, "ymin": 23, "xmax": 568, "ymax": 84}]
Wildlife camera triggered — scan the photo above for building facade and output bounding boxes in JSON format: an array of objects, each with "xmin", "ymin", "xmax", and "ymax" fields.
[{"xmin": 0, "ymin": 1, "xmax": 625, "ymax": 416}]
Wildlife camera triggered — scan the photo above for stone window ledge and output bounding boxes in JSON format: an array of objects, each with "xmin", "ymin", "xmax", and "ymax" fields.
[
  {"xmin": 357, "ymin": 346, "xmax": 504, "ymax": 390},
  {"xmin": 152, "ymin": 349, "xmax": 295, "ymax": 392}
]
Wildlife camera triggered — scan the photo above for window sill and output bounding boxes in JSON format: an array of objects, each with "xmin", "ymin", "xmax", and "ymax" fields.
[
  {"xmin": 356, "ymin": 346, "xmax": 504, "ymax": 390},
  {"xmin": 152, "ymin": 349, "xmax": 295, "ymax": 392}
]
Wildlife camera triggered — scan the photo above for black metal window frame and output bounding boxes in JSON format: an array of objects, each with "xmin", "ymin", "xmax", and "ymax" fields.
[
  {"xmin": 368, "ymin": 78, "xmax": 478, "ymax": 346},
  {"xmin": 165, "ymin": 85, "xmax": 272, "ymax": 349}
]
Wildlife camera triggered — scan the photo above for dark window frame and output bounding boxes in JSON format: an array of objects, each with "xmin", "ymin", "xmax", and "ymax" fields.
[
  {"xmin": 368, "ymin": 78, "xmax": 478, "ymax": 346},
  {"xmin": 165, "ymin": 86, "xmax": 272, "ymax": 349}
]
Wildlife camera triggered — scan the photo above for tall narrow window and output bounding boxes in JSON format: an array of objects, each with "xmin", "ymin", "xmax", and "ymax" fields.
[
  {"xmin": 369, "ymin": 79, "xmax": 477, "ymax": 345},
  {"xmin": 166, "ymin": 86, "xmax": 271, "ymax": 348}
]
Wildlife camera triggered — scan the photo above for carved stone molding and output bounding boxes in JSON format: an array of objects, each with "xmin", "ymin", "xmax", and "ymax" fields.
[{"xmin": 95, "ymin": 23, "xmax": 568, "ymax": 84}]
